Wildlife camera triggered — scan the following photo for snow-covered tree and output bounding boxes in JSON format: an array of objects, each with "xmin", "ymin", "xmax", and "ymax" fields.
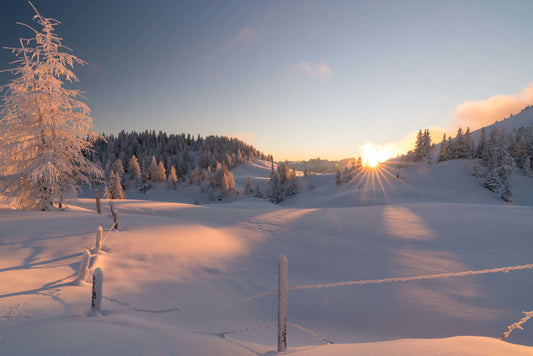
[
  {"xmin": 155, "ymin": 161, "xmax": 166, "ymax": 182},
  {"xmin": 254, "ymin": 184, "xmax": 263, "ymax": 198},
  {"xmin": 167, "ymin": 166, "xmax": 177, "ymax": 190},
  {"xmin": 286, "ymin": 172, "xmax": 298, "ymax": 197},
  {"xmin": 437, "ymin": 134, "xmax": 448, "ymax": 163},
  {"xmin": 106, "ymin": 170, "xmax": 125, "ymax": 199},
  {"xmin": 137, "ymin": 168, "xmax": 151, "ymax": 193},
  {"xmin": 0, "ymin": 4, "xmax": 103, "ymax": 210},
  {"xmin": 268, "ymin": 168, "xmax": 283, "ymax": 204},
  {"xmin": 244, "ymin": 177, "xmax": 254, "ymax": 195},
  {"xmin": 113, "ymin": 158, "xmax": 125, "ymax": 178},
  {"xmin": 128, "ymin": 155, "xmax": 141, "ymax": 181},
  {"xmin": 472, "ymin": 160, "xmax": 483, "ymax": 178}
]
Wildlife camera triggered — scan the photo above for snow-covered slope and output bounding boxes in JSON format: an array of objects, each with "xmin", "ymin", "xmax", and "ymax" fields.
[
  {"xmin": 2, "ymin": 159, "xmax": 533, "ymax": 355},
  {"xmin": 470, "ymin": 105, "xmax": 533, "ymax": 142}
]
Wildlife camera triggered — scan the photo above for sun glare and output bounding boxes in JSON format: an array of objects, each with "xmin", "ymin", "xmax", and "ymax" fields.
[{"xmin": 361, "ymin": 143, "xmax": 395, "ymax": 167}]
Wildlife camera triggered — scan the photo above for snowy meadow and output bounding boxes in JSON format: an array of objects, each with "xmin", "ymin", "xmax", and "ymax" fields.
[{"xmin": 2, "ymin": 159, "xmax": 533, "ymax": 355}]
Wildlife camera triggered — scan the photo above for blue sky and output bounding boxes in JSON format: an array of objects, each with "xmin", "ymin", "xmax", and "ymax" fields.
[{"xmin": 2, "ymin": 1, "xmax": 533, "ymax": 160}]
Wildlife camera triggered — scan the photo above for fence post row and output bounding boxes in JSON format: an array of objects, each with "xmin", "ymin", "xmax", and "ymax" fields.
[
  {"xmin": 95, "ymin": 189, "xmax": 101, "ymax": 214},
  {"xmin": 278, "ymin": 255, "xmax": 288, "ymax": 352},
  {"xmin": 77, "ymin": 249, "xmax": 91, "ymax": 284},
  {"xmin": 109, "ymin": 201, "xmax": 119, "ymax": 230},
  {"xmin": 95, "ymin": 226, "xmax": 103, "ymax": 253},
  {"xmin": 91, "ymin": 267, "xmax": 104, "ymax": 314}
]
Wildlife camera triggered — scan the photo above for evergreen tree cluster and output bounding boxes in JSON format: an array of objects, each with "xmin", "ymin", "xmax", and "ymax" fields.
[
  {"xmin": 87, "ymin": 131, "xmax": 266, "ymax": 198},
  {"xmin": 413, "ymin": 129, "xmax": 433, "ymax": 163},
  {"xmin": 437, "ymin": 127, "xmax": 474, "ymax": 162},
  {"xmin": 267, "ymin": 161, "xmax": 298, "ymax": 204}
]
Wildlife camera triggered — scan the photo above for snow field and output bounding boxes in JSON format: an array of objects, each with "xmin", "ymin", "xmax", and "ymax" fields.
[{"xmin": 2, "ymin": 159, "xmax": 533, "ymax": 355}]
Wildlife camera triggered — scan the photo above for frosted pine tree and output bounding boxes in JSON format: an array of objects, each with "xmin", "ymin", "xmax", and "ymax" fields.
[
  {"xmin": 0, "ymin": 4, "xmax": 103, "ymax": 210},
  {"xmin": 137, "ymin": 168, "xmax": 151, "ymax": 193},
  {"xmin": 128, "ymin": 155, "xmax": 141, "ymax": 181},
  {"xmin": 268, "ymin": 169, "xmax": 284, "ymax": 204},
  {"xmin": 106, "ymin": 170, "xmax": 125, "ymax": 199},
  {"xmin": 167, "ymin": 166, "xmax": 178, "ymax": 190},
  {"xmin": 155, "ymin": 161, "xmax": 166, "ymax": 182},
  {"xmin": 472, "ymin": 160, "xmax": 483, "ymax": 178},
  {"xmin": 113, "ymin": 158, "xmax": 125, "ymax": 178},
  {"xmin": 244, "ymin": 177, "xmax": 254, "ymax": 195},
  {"xmin": 148, "ymin": 156, "xmax": 158, "ymax": 181}
]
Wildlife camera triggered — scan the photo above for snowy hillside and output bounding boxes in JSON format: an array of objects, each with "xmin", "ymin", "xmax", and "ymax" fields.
[
  {"xmin": 2, "ymin": 159, "xmax": 533, "ymax": 355},
  {"xmin": 469, "ymin": 105, "xmax": 533, "ymax": 143}
]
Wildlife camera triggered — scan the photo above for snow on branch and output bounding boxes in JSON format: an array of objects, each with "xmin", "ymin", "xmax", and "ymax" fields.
[{"xmin": 499, "ymin": 311, "xmax": 533, "ymax": 340}]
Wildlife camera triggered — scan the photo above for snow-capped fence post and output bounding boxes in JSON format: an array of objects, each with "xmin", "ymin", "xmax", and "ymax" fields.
[
  {"xmin": 278, "ymin": 255, "xmax": 288, "ymax": 352},
  {"xmin": 91, "ymin": 267, "xmax": 104, "ymax": 315},
  {"xmin": 95, "ymin": 226, "xmax": 103, "ymax": 253},
  {"xmin": 110, "ymin": 202, "xmax": 119, "ymax": 230},
  {"xmin": 76, "ymin": 249, "xmax": 91, "ymax": 284},
  {"xmin": 95, "ymin": 189, "xmax": 101, "ymax": 214}
]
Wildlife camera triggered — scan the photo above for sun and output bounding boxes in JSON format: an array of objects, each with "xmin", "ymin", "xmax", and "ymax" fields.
[{"xmin": 361, "ymin": 143, "xmax": 395, "ymax": 167}]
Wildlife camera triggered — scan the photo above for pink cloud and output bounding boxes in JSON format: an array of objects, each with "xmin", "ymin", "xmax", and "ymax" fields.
[
  {"xmin": 293, "ymin": 60, "xmax": 332, "ymax": 80},
  {"xmin": 452, "ymin": 83, "xmax": 533, "ymax": 131}
]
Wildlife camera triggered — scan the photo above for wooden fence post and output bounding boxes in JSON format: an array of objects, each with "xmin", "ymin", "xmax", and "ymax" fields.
[
  {"xmin": 76, "ymin": 249, "xmax": 91, "ymax": 284},
  {"xmin": 110, "ymin": 202, "xmax": 119, "ymax": 230},
  {"xmin": 95, "ymin": 189, "xmax": 101, "ymax": 214},
  {"xmin": 95, "ymin": 226, "xmax": 103, "ymax": 253},
  {"xmin": 278, "ymin": 255, "xmax": 288, "ymax": 352},
  {"xmin": 91, "ymin": 267, "xmax": 104, "ymax": 314}
]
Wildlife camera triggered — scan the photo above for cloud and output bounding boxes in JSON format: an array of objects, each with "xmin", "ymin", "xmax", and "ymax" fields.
[
  {"xmin": 452, "ymin": 82, "xmax": 533, "ymax": 131},
  {"xmin": 293, "ymin": 61, "xmax": 332, "ymax": 80},
  {"xmin": 224, "ymin": 27, "xmax": 264, "ymax": 49}
]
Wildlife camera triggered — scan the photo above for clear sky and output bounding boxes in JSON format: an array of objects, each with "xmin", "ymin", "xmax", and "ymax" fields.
[{"xmin": 2, "ymin": 0, "xmax": 533, "ymax": 160}]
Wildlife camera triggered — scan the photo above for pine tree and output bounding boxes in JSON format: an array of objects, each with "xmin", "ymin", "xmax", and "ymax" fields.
[
  {"xmin": 113, "ymin": 158, "xmax": 125, "ymax": 178},
  {"xmin": 167, "ymin": 166, "xmax": 178, "ymax": 190},
  {"xmin": 148, "ymin": 155, "xmax": 158, "ymax": 181},
  {"xmin": 128, "ymin": 155, "xmax": 141, "ymax": 181},
  {"xmin": 137, "ymin": 168, "xmax": 151, "ymax": 193},
  {"xmin": 472, "ymin": 160, "xmax": 483, "ymax": 178},
  {"xmin": 268, "ymin": 169, "xmax": 284, "ymax": 204},
  {"xmin": 106, "ymin": 170, "xmax": 125, "ymax": 199},
  {"xmin": 437, "ymin": 134, "xmax": 448, "ymax": 163},
  {"xmin": 244, "ymin": 177, "xmax": 254, "ymax": 195},
  {"xmin": 0, "ymin": 4, "xmax": 103, "ymax": 210},
  {"xmin": 286, "ymin": 173, "xmax": 298, "ymax": 196},
  {"xmin": 155, "ymin": 161, "xmax": 166, "ymax": 182}
]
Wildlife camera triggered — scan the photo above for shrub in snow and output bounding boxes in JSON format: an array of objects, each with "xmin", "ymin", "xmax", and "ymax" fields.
[
  {"xmin": 472, "ymin": 161, "xmax": 483, "ymax": 178},
  {"xmin": 0, "ymin": 4, "xmax": 103, "ymax": 210}
]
